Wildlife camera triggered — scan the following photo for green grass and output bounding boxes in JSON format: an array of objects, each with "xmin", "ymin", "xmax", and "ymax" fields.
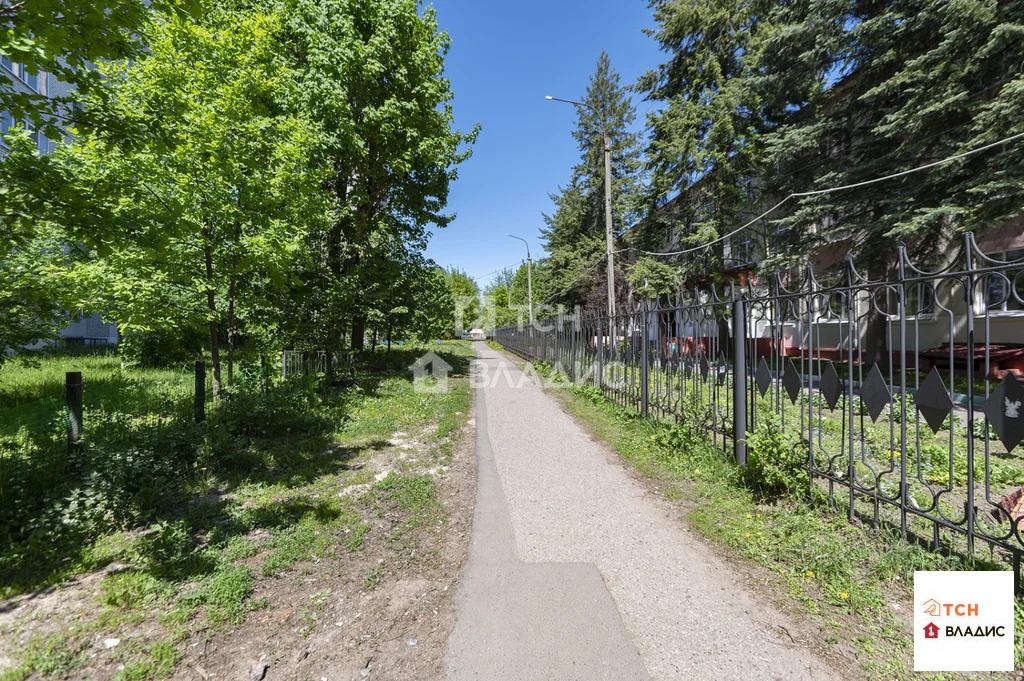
[
  {"xmin": 515, "ymin": 351, "xmax": 1023, "ymax": 680},
  {"xmin": 0, "ymin": 341, "xmax": 473, "ymax": 680},
  {"xmin": 0, "ymin": 350, "xmax": 207, "ymax": 436}
]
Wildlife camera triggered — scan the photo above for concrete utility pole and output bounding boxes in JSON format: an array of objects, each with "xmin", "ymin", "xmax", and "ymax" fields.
[
  {"xmin": 507, "ymin": 234, "xmax": 533, "ymax": 324},
  {"xmin": 545, "ymin": 95, "xmax": 616, "ymax": 319}
]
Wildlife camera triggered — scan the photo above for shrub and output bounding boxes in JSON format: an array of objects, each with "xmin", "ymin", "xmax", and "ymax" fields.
[
  {"xmin": 571, "ymin": 384, "xmax": 605, "ymax": 405},
  {"xmin": 743, "ymin": 413, "xmax": 805, "ymax": 499},
  {"xmin": 119, "ymin": 326, "xmax": 204, "ymax": 368}
]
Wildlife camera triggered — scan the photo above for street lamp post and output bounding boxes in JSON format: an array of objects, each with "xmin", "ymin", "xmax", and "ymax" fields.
[
  {"xmin": 545, "ymin": 95, "xmax": 616, "ymax": 319},
  {"xmin": 506, "ymin": 234, "xmax": 533, "ymax": 324}
]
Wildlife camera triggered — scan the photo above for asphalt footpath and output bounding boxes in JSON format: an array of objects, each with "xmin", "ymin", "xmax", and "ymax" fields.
[{"xmin": 443, "ymin": 342, "xmax": 844, "ymax": 681}]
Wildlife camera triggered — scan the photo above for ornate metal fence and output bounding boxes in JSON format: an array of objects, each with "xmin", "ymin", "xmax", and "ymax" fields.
[{"xmin": 493, "ymin": 234, "xmax": 1024, "ymax": 589}]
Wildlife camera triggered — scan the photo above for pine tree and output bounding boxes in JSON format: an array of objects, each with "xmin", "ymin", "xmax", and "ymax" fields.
[
  {"xmin": 541, "ymin": 51, "xmax": 644, "ymax": 311},
  {"xmin": 637, "ymin": 0, "xmax": 770, "ymax": 271}
]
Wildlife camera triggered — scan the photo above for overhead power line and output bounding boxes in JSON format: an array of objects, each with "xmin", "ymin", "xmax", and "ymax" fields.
[
  {"xmin": 540, "ymin": 247, "xmax": 632, "ymax": 306},
  {"xmin": 626, "ymin": 130, "xmax": 1024, "ymax": 258}
]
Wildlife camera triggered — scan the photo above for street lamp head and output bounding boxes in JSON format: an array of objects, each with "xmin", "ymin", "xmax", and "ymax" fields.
[{"xmin": 545, "ymin": 96, "xmax": 552, "ymax": 100}]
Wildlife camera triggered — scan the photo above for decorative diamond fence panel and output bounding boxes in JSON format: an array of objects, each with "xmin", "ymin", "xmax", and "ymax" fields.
[{"xmin": 493, "ymin": 234, "xmax": 1024, "ymax": 591}]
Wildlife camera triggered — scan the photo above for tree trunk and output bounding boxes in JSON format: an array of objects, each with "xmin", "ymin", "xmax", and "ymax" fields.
[
  {"xmin": 351, "ymin": 316, "xmax": 366, "ymax": 351},
  {"xmin": 227, "ymin": 278, "xmax": 236, "ymax": 386},
  {"xmin": 204, "ymin": 244, "xmax": 222, "ymax": 400},
  {"xmin": 862, "ymin": 309, "xmax": 888, "ymax": 370},
  {"xmin": 387, "ymin": 324, "xmax": 393, "ymax": 356},
  {"xmin": 861, "ymin": 257, "xmax": 893, "ymax": 371},
  {"xmin": 371, "ymin": 327, "xmax": 378, "ymax": 354},
  {"xmin": 260, "ymin": 353, "xmax": 268, "ymax": 396}
]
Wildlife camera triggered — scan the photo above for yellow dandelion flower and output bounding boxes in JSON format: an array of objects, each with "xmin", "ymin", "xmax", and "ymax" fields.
[
  {"xmin": 649, "ymin": 435, "xmax": 656, "ymax": 441},
  {"xmin": 806, "ymin": 570, "xmax": 814, "ymax": 578},
  {"xmin": 694, "ymin": 468, "xmax": 700, "ymax": 474},
  {"xmin": 746, "ymin": 513, "xmax": 753, "ymax": 519},
  {"xmin": 840, "ymin": 592, "xmax": 849, "ymax": 600}
]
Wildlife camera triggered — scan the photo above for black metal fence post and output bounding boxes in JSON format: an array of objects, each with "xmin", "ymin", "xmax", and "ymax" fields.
[
  {"xmin": 732, "ymin": 299, "xmax": 747, "ymax": 465},
  {"xmin": 195, "ymin": 360, "xmax": 206, "ymax": 423},
  {"xmin": 65, "ymin": 371, "xmax": 83, "ymax": 446},
  {"xmin": 596, "ymin": 316, "xmax": 604, "ymax": 390},
  {"xmin": 641, "ymin": 305, "xmax": 650, "ymax": 418},
  {"xmin": 569, "ymin": 312, "xmax": 577, "ymax": 382}
]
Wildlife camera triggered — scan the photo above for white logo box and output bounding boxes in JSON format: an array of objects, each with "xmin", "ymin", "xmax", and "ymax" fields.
[{"xmin": 914, "ymin": 570, "xmax": 1014, "ymax": 672}]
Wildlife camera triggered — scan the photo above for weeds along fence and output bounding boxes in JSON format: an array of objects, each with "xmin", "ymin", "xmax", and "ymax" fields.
[{"xmin": 494, "ymin": 233, "xmax": 1024, "ymax": 590}]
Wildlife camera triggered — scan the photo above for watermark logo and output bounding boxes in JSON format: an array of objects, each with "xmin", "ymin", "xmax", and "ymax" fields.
[
  {"xmin": 914, "ymin": 571, "xmax": 1013, "ymax": 671},
  {"xmin": 409, "ymin": 351, "xmax": 452, "ymax": 394},
  {"xmin": 922, "ymin": 598, "xmax": 942, "ymax": 616}
]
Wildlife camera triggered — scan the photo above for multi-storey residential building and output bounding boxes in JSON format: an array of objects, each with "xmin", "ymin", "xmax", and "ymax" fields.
[{"xmin": 1, "ymin": 58, "xmax": 120, "ymax": 347}]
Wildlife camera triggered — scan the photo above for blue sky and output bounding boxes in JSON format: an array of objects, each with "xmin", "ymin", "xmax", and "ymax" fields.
[{"xmin": 423, "ymin": 0, "xmax": 664, "ymax": 290}]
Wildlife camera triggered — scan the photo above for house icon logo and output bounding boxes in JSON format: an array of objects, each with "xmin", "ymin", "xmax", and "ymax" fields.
[
  {"xmin": 924, "ymin": 622, "xmax": 940, "ymax": 640},
  {"xmin": 409, "ymin": 351, "xmax": 452, "ymax": 394},
  {"xmin": 923, "ymin": 598, "xmax": 942, "ymax": 617}
]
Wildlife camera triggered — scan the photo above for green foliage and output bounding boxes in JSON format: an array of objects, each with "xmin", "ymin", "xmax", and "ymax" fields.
[
  {"xmin": 279, "ymin": 0, "xmax": 477, "ymax": 355},
  {"xmin": 625, "ymin": 257, "xmax": 681, "ymax": 299},
  {"xmin": 413, "ymin": 266, "xmax": 456, "ymax": 341},
  {"xmin": 111, "ymin": 641, "xmax": 181, "ymax": 681},
  {"xmin": 638, "ymin": 0, "xmax": 763, "ymax": 274},
  {"xmin": 920, "ymin": 440, "xmax": 1021, "ymax": 488},
  {"xmin": 373, "ymin": 473, "xmax": 439, "ymax": 528},
  {"xmin": 640, "ymin": 0, "xmax": 1024, "ymax": 278},
  {"xmin": 570, "ymin": 383, "xmax": 606, "ymax": 406},
  {"xmin": 119, "ymin": 326, "xmax": 205, "ymax": 368},
  {"xmin": 100, "ymin": 571, "xmax": 164, "ymax": 609},
  {"xmin": 0, "ymin": 0, "xmax": 196, "ymax": 135},
  {"xmin": 0, "ymin": 341, "xmax": 473, "ymax": 679},
  {"xmin": 0, "ymin": 156, "xmax": 87, "ymax": 363},
  {"xmin": 133, "ymin": 520, "xmax": 196, "ymax": 577},
  {"xmin": 202, "ymin": 566, "xmax": 255, "ymax": 624},
  {"xmin": 743, "ymin": 411, "xmax": 805, "ymax": 499},
  {"xmin": 447, "ymin": 267, "xmax": 482, "ymax": 334}
]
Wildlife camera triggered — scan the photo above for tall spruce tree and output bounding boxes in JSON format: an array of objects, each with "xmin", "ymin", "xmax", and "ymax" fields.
[
  {"xmin": 637, "ymin": 0, "xmax": 770, "ymax": 275},
  {"xmin": 541, "ymin": 51, "xmax": 644, "ymax": 311},
  {"xmin": 756, "ymin": 0, "xmax": 1024, "ymax": 360}
]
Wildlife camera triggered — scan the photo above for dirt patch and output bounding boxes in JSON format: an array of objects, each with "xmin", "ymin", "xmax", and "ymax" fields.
[
  {"xmin": 168, "ymin": 414, "xmax": 477, "ymax": 681},
  {"xmin": 0, "ymin": 403, "xmax": 477, "ymax": 681}
]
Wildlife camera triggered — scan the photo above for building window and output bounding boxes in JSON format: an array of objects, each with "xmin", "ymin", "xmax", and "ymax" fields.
[
  {"xmin": 30, "ymin": 127, "xmax": 45, "ymax": 153},
  {"xmin": 22, "ymin": 69, "xmax": 37, "ymax": 91},
  {"xmin": 889, "ymin": 281, "xmax": 935, "ymax": 317},
  {"xmin": 982, "ymin": 250, "xmax": 1024, "ymax": 313},
  {"xmin": 0, "ymin": 55, "xmax": 12, "ymax": 73}
]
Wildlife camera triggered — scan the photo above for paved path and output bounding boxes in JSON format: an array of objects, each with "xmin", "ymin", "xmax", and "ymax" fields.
[{"xmin": 444, "ymin": 343, "xmax": 844, "ymax": 681}]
